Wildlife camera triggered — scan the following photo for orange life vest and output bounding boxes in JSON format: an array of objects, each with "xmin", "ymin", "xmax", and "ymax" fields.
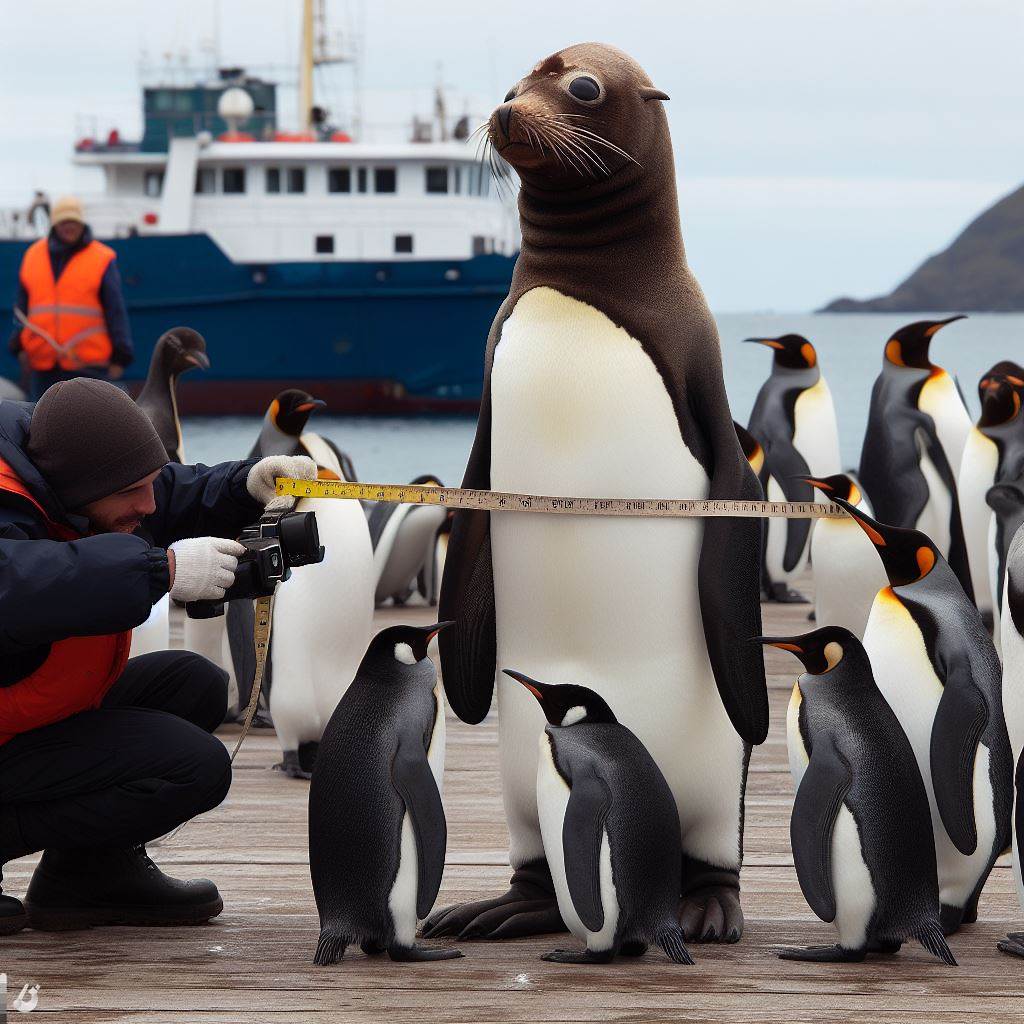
[
  {"xmin": 0, "ymin": 455, "xmax": 131, "ymax": 745},
  {"xmin": 18, "ymin": 237, "xmax": 116, "ymax": 371}
]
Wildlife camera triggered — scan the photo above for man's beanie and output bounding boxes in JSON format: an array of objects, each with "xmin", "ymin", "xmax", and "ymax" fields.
[{"xmin": 26, "ymin": 378, "xmax": 168, "ymax": 509}]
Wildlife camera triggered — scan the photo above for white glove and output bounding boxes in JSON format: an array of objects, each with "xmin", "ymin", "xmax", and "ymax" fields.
[
  {"xmin": 168, "ymin": 537, "xmax": 247, "ymax": 603},
  {"xmin": 246, "ymin": 455, "xmax": 318, "ymax": 511}
]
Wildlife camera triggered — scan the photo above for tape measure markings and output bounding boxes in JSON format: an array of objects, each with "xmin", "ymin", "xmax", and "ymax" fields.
[{"xmin": 275, "ymin": 478, "xmax": 845, "ymax": 520}]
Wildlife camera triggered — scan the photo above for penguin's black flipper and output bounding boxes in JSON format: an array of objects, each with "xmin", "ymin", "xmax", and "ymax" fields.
[
  {"xmin": 929, "ymin": 675, "xmax": 988, "ymax": 855},
  {"xmin": 392, "ymin": 735, "xmax": 447, "ymax": 919},
  {"xmin": 763, "ymin": 441, "xmax": 813, "ymax": 573},
  {"xmin": 437, "ymin": 387, "xmax": 497, "ymax": 725},
  {"xmin": 562, "ymin": 774, "xmax": 611, "ymax": 934},
  {"xmin": 790, "ymin": 735, "xmax": 851, "ymax": 923},
  {"xmin": 694, "ymin": 392, "xmax": 769, "ymax": 745}
]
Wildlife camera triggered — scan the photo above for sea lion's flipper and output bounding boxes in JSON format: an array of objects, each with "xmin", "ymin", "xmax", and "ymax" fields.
[
  {"xmin": 695, "ymin": 396, "xmax": 769, "ymax": 745},
  {"xmin": 561, "ymin": 774, "xmax": 611, "ymax": 934},
  {"xmin": 790, "ymin": 734, "xmax": 851, "ymax": 923},
  {"xmin": 392, "ymin": 733, "xmax": 448, "ymax": 919},
  {"xmin": 929, "ymin": 672, "xmax": 987, "ymax": 855},
  {"xmin": 438, "ymin": 384, "xmax": 497, "ymax": 724}
]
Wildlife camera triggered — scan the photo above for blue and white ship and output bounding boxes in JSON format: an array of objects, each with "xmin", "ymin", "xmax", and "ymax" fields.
[{"xmin": 0, "ymin": 3, "xmax": 517, "ymax": 412}]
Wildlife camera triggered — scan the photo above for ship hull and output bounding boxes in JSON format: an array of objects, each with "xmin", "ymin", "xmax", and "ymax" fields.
[{"xmin": 0, "ymin": 233, "xmax": 514, "ymax": 413}]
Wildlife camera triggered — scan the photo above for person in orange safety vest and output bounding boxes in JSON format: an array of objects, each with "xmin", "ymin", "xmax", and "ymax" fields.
[{"xmin": 8, "ymin": 196, "xmax": 134, "ymax": 400}]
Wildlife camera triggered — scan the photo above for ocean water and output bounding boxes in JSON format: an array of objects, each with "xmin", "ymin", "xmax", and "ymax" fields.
[{"xmin": 183, "ymin": 312, "xmax": 1024, "ymax": 483}]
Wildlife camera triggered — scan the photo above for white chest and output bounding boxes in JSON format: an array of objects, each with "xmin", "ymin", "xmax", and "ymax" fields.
[{"xmin": 792, "ymin": 376, "xmax": 841, "ymax": 479}]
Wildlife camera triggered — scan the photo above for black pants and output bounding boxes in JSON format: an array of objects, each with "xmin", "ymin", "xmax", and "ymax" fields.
[{"xmin": 0, "ymin": 652, "xmax": 231, "ymax": 863}]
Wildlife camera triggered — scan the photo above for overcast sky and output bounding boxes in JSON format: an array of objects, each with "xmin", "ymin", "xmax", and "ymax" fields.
[{"xmin": 2, "ymin": 0, "xmax": 1021, "ymax": 311}]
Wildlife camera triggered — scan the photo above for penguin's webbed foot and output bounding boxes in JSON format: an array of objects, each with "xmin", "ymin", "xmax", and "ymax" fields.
[
  {"xmin": 360, "ymin": 939, "xmax": 386, "ymax": 956},
  {"xmin": 939, "ymin": 903, "xmax": 965, "ymax": 936},
  {"xmin": 388, "ymin": 943, "xmax": 463, "ymax": 962},
  {"xmin": 421, "ymin": 861, "xmax": 566, "ymax": 940},
  {"xmin": 541, "ymin": 947, "xmax": 615, "ymax": 964},
  {"xmin": 273, "ymin": 750, "xmax": 312, "ymax": 780},
  {"xmin": 998, "ymin": 933, "xmax": 1024, "ymax": 958},
  {"xmin": 678, "ymin": 885, "xmax": 743, "ymax": 943},
  {"xmin": 777, "ymin": 944, "xmax": 865, "ymax": 963},
  {"xmin": 767, "ymin": 582, "xmax": 810, "ymax": 604}
]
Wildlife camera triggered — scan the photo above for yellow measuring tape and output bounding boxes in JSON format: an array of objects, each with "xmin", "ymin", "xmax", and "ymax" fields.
[{"xmin": 274, "ymin": 478, "xmax": 845, "ymax": 520}]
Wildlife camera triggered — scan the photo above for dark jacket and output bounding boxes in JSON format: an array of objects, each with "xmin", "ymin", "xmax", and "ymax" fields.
[
  {"xmin": 8, "ymin": 226, "xmax": 134, "ymax": 368},
  {"xmin": 0, "ymin": 400, "xmax": 260, "ymax": 686}
]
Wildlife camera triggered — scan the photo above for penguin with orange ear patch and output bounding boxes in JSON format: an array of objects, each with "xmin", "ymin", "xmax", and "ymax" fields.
[
  {"xmin": 744, "ymin": 335, "xmax": 840, "ymax": 603},
  {"xmin": 858, "ymin": 317, "xmax": 973, "ymax": 597},
  {"xmin": 757, "ymin": 627, "xmax": 955, "ymax": 965},
  {"xmin": 830, "ymin": 493, "xmax": 1013, "ymax": 934}
]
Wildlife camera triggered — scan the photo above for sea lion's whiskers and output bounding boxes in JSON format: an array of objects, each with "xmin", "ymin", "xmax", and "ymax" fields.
[
  {"xmin": 537, "ymin": 119, "xmax": 608, "ymax": 177},
  {"xmin": 560, "ymin": 124, "xmax": 642, "ymax": 169},
  {"xmin": 529, "ymin": 120, "xmax": 574, "ymax": 173}
]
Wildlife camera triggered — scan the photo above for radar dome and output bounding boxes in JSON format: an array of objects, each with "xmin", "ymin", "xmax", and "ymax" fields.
[{"xmin": 218, "ymin": 87, "xmax": 254, "ymax": 120}]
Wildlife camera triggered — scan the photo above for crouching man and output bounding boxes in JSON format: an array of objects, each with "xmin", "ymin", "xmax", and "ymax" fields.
[{"xmin": 0, "ymin": 378, "xmax": 316, "ymax": 934}]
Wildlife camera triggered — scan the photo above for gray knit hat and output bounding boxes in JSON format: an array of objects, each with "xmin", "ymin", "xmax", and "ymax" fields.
[{"xmin": 26, "ymin": 378, "xmax": 168, "ymax": 509}]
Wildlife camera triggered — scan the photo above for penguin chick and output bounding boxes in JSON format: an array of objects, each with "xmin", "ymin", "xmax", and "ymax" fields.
[
  {"xmin": 744, "ymin": 334, "xmax": 840, "ymax": 604},
  {"xmin": 135, "ymin": 327, "xmax": 210, "ymax": 463},
  {"xmin": 308, "ymin": 622, "xmax": 462, "ymax": 965},
  {"xmin": 758, "ymin": 627, "xmax": 956, "ymax": 965},
  {"xmin": 507, "ymin": 670, "xmax": 694, "ymax": 966},
  {"xmin": 831, "ymin": 492, "xmax": 1013, "ymax": 934}
]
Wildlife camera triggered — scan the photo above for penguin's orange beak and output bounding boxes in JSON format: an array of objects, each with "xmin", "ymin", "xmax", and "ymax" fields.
[
  {"xmin": 424, "ymin": 621, "xmax": 455, "ymax": 645},
  {"xmin": 295, "ymin": 399, "xmax": 326, "ymax": 414},
  {"xmin": 742, "ymin": 338, "xmax": 783, "ymax": 350},
  {"xmin": 503, "ymin": 669, "xmax": 545, "ymax": 703}
]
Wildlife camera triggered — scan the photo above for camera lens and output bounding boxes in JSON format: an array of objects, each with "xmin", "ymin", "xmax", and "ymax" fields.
[{"xmin": 278, "ymin": 511, "xmax": 323, "ymax": 567}]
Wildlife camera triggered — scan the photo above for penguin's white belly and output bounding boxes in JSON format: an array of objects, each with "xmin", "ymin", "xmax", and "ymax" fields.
[
  {"xmin": 959, "ymin": 430, "xmax": 998, "ymax": 612},
  {"xmin": 920, "ymin": 371, "xmax": 971, "ymax": 479},
  {"xmin": 299, "ymin": 431, "xmax": 343, "ymax": 479},
  {"xmin": 389, "ymin": 682, "xmax": 447, "ymax": 942},
  {"xmin": 537, "ymin": 736, "xmax": 619, "ymax": 950},
  {"xmin": 811, "ymin": 520, "xmax": 885, "ymax": 639},
  {"xmin": 792, "ymin": 377, "xmax": 841, "ymax": 479},
  {"xmin": 130, "ymin": 593, "xmax": 170, "ymax": 657},
  {"xmin": 915, "ymin": 444, "xmax": 952, "ymax": 558},
  {"xmin": 831, "ymin": 806, "xmax": 877, "ymax": 949},
  {"xmin": 864, "ymin": 592, "xmax": 995, "ymax": 906},
  {"xmin": 270, "ymin": 496, "xmax": 375, "ymax": 750},
  {"xmin": 1013, "ymin": 794, "xmax": 1024, "ymax": 911},
  {"xmin": 489, "ymin": 287, "xmax": 743, "ymax": 869}
]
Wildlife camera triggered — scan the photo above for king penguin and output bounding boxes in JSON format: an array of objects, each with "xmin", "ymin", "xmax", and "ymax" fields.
[
  {"xmin": 830, "ymin": 493, "xmax": 1013, "ymax": 933},
  {"xmin": 308, "ymin": 622, "xmax": 462, "ymax": 964},
  {"xmin": 135, "ymin": 327, "xmax": 210, "ymax": 464},
  {"xmin": 805, "ymin": 475, "xmax": 886, "ymax": 640},
  {"xmin": 959, "ymin": 364, "xmax": 1024, "ymax": 625},
  {"xmin": 508, "ymin": 670, "xmax": 694, "ymax": 965},
  {"xmin": 758, "ymin": 627, "xmax": 956, "ymax": 964},
  {"xmin": 858, "ymin": 316, "xmax": 974, "ymax": 597},
  {"xmin": 369, "ymin": 475, "xmax": 450, "ymax": 607},
  {"xmin": 426, "ymin": 43, "xmax": 767, "ymax": 944},
  {"xmin": 998, "ymin": 528, "xmax": 1024, "ymax": 956},
  {"xmin": 248, "ymin": 388, "xmax": 356, "ymax": 481},
  {"xmin": 745, "ymin": 334, "xmax": 841, "ymax": 603}
]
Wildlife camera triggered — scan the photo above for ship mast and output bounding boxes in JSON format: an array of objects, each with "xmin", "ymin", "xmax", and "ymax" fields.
[
  {"xmin": 298, "ymin": 0, "xmax": 359, "ymax": 135},
  {"xmin": 299, "ymin": 0, "xmax": 315, "ymax": 132}
]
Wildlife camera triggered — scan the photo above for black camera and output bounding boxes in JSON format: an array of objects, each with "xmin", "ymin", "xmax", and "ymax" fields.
[{"xmin": 185, "ymin": 509, "xmax": 325, "ymax": 618}]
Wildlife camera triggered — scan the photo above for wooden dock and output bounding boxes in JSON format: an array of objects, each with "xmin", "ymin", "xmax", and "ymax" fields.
[{"xmin": 2, "ymin": 577, "xmax": 1022, "ymax": 1022}]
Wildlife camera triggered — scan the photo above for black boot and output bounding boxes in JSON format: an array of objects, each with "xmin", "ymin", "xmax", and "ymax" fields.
[
  {"xmin": 23, "ymin": 845, "xmax": 223, "ymax": 931},
  {"xmin": 0, "ymin": 866, "xmax": 27, "ymax": 936}
]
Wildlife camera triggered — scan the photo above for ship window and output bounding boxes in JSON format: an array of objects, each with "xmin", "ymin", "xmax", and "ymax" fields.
[
  {"xmin": 357, "ymin": 167, "xmax": 367, "ymax": 193},
  {"xmin": 287, "ymin": 167, "xmax": 306, "ymax": 193},
  {"xmin": 328, "ymin": 167, "xmax": 351, "ymax": 193},
  {"xmin": 194, "ymin": 168, "xmax": 216, "ymax": 194},
  {"xmin": 266, "ymin": 167, "xmax": 281, "ymax": 193},
  {"xmin": 223, "ymin": 167, "xmax": 246, "ymax": 194},
  {"xmin": 454, "ymin": 166, "xmax": 462, "ymax": 194},
  {"xmin": 481, "ymin": 172, "xmax": 490, "ymax": 198},
  {"xmin": 175, "ymin": 91, "xmax": 192, "ymax": 112},
  {"xmin": 315, "ymin": 234, "xmax": 335, "ymax": 254},
  {"xmin": 472, "ymin": 235, "xmax": 487, "ymax": 256},
  {"xmin": 375, "ymin": 167, "xmax": 397, "ymax": 193},
  {"xmin": 144, "ymin": 170, "xmax": 164, "ymax": 197},
  {"xmin": 153, "ymin": 89, "xmax": 174, "ymax": 112},
  {"xmin": 394, "ymin": 234, "xmax": 413, "ymax": 254},
  {"xmin": 425, "ymin": 167, "xmax": 448, "ymax": 194}
]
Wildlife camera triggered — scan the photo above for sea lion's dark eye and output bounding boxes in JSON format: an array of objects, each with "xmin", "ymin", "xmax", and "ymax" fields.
[
  {"xmin": 567, "ymin": 76, "xmax": 601, "ymax": 102},
  {"xmin": 504, "ymin": 87, "xmax": 517, "ymax": 102}
]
